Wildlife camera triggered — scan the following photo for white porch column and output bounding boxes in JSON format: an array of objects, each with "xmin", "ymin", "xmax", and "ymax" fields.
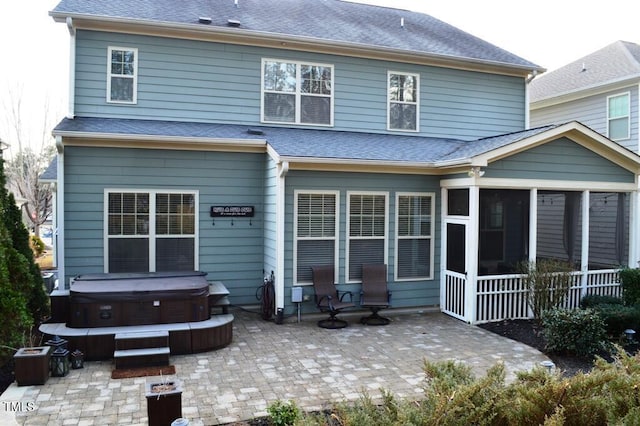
[
  {"xmin": 465, "ymin": 185, "xmax": 480, "ymax": 323},
  {"xmin": 630, "ymin": 186, "xmax": 640, "ymax": 267},
  {"xmin": 529, "ymin": 188, "xmax": 537, "ymax": 263},
  {"xmin": 580, "ymin": 190, "xmax": 590, "ymax": 299}
]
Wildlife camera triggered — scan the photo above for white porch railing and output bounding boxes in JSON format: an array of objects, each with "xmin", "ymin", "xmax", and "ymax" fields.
[{"xmin": 443, "ymin": 269, "xmax": 622, "ymax": 324}]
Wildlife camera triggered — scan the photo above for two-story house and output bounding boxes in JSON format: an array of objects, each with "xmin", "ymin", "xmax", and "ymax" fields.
[
  {"xmin": 530, "ymin": 41, "xmax": 640, "ymax": 153},
  {"xmin": 49, "ymin": 0, "xmax": 640, "ymax": 325}
]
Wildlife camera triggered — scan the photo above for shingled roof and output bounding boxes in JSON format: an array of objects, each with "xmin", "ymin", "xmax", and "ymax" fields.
[
  {"xmin": 50, "ymin": 0, "xmax": 541, "ymax": 74},
  {"xmin": 53, "ymin": 117, "xmax": 564, "ymax": 168},
  {"xmin": 530, "ymin": 40, "xmax": 640, "ymax": 103}
]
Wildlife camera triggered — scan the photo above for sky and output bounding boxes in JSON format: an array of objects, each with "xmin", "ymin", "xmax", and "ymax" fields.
[{"xmin": 0, "ymin": 0, "xmax": 638, "ymax": 154}]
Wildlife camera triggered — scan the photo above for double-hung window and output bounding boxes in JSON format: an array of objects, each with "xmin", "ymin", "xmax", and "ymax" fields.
[
  {"xmin": 106, "ymin": 190, "xmax": 197, "ymax": 273},
  {"xmin": 388, "ymin": 71, "xmax": 419, "ymax": 131},
  {"xmin": 607, "ymin": 92, "xmax": 630, "ymax": 140},
  {"xmin": 396, "ymin": 193, "xmax": 434, "ymax": 280},
  {"xmin": 107, "ymin": 46, "xmax": 138, "ymax": 103},
  {"xmin": 347, "ymin": 192, "xmax": 388, "ymax": 281},
  {"xmin": 262, "ymin": 59, "xmax": 333, "ymax": 126},
  {"xmin": 294, "ymin": 191, "xmax": 339, "ymax": 283}
]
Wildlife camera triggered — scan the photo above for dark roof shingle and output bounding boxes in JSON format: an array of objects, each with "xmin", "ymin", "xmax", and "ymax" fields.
[
  {"xmin": 51, "ymin": 0, "xmax": 541, "ymax": 72},
  {"xmin": 530, "ymin": 40, "xmax": 640, "ymax": 103}
]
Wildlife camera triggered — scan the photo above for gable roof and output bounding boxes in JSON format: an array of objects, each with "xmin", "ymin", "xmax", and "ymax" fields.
[
  {"xmin": 50, "ymin": 0, "xmax": 542, "ymax": 76},
  {"xmin": 530, "ymin": 40, "xmax": 640, "ymax": 104},
  {"xmin": 53, "ymin": 117, "xmax": 640, "ymax": 174},
  {"xmin": 39, "ymin": 157, "xmax": 58, "ymax": 183}
]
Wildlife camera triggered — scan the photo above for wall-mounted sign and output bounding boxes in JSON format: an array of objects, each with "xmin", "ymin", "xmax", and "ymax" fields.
[{"xmin": 210, "ymin": 206, "xmax": 255, "ymax": 217}]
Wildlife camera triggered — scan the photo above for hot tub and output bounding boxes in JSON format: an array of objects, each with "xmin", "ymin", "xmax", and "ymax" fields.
[{"xmin": 68, "ymin": 271, "xmax": 210, "ymax": 328}]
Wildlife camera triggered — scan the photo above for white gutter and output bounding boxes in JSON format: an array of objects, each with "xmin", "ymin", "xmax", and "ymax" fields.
[
  {"xmin": 55, "ymin": 136, "xmax": 65, "ymax": 288},
  {"xmin": 52, "ymin": 130, "xmax": 267, "ymax": 147},
  {"xmin": 66, "ymin": 17, "xmax": 76, "ymax": 119},
  {"xmin": 275, "ymin": 161, "xmax": 289, "ymax": 311}
]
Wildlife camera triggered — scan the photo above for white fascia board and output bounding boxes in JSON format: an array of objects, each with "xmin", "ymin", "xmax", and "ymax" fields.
[
  {"xmin": 279, "ymin": 155, "xmax": 435, "ymax": 169},
  {"xmin": 466, "ymin": 121, "xmax": 640, "ymax": 173},
  {"xmin": 53, "ymin": 130, "xmax": 267, "ymax": 150}
]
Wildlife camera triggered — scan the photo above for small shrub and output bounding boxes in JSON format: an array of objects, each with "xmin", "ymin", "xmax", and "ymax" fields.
[
  {"xmin": 592, "ymin": 303, "xmax": 640, "ymax": 338},
  {"xmin": 267, "ymin": 399, "xmax": 300, "ymax": 426},
  {"xmin": 541, "ymin": 307, "xmax": 607, "ymax": 356},
  {"xmin": 519, "ymin": 259, "xmax": 573, "ymax": 322},
  {"xmin": 580, "ymin": 294, "xmax": 623, "ymax": 309},
  {"xmin": 619, "ymin": 268, "xmax": 640, "ymax": 306},
  {"xmin": 30, "ymin": 234, "xmax": 46, "ymax": 257}
]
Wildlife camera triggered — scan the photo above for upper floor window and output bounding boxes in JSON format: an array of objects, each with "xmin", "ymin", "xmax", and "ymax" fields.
[
  {"xmin": 107, "ymin": 47, "xmax": 138, "ymax": 104},
  {"xmin": 262, "ymin": 59, "xmax": 333, "ymax": 126},
  {"xmin": 607, "ymin": 92, "xmax": 630, "ymax": 140},
  {"xmin": 105, "ymin": 190, "xmax": 197, "ymax": 273},
  {"xmin": 388, "ymin": 72, "xmax": 419, "ymax": 131}
]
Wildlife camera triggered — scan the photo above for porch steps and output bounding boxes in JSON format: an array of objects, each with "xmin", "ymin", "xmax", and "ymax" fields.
[{"xmin": 114, "ymin": 330, "xmax": 170, "ymax": 369}]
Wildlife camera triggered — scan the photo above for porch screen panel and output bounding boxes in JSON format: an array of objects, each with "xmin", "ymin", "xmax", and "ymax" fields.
[
  {"xmin": 537, "ymin": 191, "xmax": 582, "ymax": 267},
  {"xmin": 295, "ymin": 192, "xmax": 337, "ymax": 283},
  {"xmin": 348, "ymin": 193, "xmax": 386, "ymax": 281},
  {"xmin": 588, "ymin": 192, "xmax": 629, "ymax": 269}
]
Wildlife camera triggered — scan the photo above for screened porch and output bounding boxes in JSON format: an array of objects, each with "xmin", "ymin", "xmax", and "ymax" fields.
[{"xmin": 441, "ymin": 188, "xmax": 631, "ymax": 324}]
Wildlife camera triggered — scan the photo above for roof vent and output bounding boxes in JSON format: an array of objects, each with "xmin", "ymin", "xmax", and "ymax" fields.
[
  {"xmin": 400, "ymin": 17, "xmax": 405, "ymax": 28},
  {"xmin": 234, "ymin": 0, "xmax": 239, "ymax": 7},
  {"xmin": 247, "ymin": 128, "xmax": 264, "ymax": 136},
  {"xmin": 581, "ymin": 62, "xmax": 587, "ymax": 72},
  {"xmin": 227, "ymin": 19, "xmax": 241, "ymax": 27},
  {"xmin": 198, "ymin": 16, "xmax": 212, "ymax": 24}
]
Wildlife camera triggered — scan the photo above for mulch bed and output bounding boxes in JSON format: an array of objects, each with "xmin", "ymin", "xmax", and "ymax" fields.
[{"xmin": 111, "ymin": 364, "xmax": 176, "ymax": 379}]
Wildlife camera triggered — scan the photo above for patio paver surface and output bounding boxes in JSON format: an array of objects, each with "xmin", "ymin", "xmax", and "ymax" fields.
[{"xmin": 1, "ymin": 309, "xmax": 550, "ymax": 425}]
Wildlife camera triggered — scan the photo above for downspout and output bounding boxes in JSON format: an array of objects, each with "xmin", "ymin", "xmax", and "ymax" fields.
[
  {"xmin": 66, "ymin": 17, "xmax": 76, "ymax": 119},
  {"xmin": 524, "ymin": 70, "xmax": 538, "ymax": 130},
  {"xmin": 55, "ymin": 136, "xmax": 65, "ymax": 289},
  {"xmin": 275, "ymin": 161, "xmax": 289, "ymax": 311}
]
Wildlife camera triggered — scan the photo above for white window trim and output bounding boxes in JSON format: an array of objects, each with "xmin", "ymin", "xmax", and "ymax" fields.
[
  {"xmin": 395, "ymin": 192, "xmax": 435, "ymax": 281},
  {"xmin": 293, "ymin": 190, "xmax": 340, "ymax": 285},
  {"xmin": 387, "ymin": 70, "xmax": 420, "ymax": 132},
  {"xmin": 107, "ymin": 46, "xmax": 138, "ymax": 104},
  {"xmin": 606, "ymin": 91, "xmax": 630, "ymax": 140},
  {"xmin": 103, "ymin": 189, "xmax": 199, "ymax": 272},
  {"xmin": 261, "ymin": 58, "xmax": 334, "ymax": 127},
  {"xmin": 346, "ymin": 191, "xmax": 389, "ymax": 283}
]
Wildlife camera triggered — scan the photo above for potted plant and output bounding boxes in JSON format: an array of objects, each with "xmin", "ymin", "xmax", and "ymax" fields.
[
  {"xmin": 13, "ymin": 346, "xmax": 51, "ymax": 386},
  {"xmin": 145, "ymin": 377, "xmax": 183, "ymax": 426}
]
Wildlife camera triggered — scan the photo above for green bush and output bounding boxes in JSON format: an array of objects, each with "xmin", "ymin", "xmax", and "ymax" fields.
[
  {"xmin": 296, "ymin": 349, "xmax": 640, "ymax": 426},
  {"xmin": 541, "ymin": 308, "xmax": 607, "ymax": 356},
  {"xmin": 619, "ymin": 268, "xmax": 640, "ymax": 306},
  {"xmin": 267, "ymin": 399, "xmax": 300, "ymax": 426},
  {"xmin": 591, "ymin": 303, "xmax": 640, "ymax": 338},
  {"xmin": 30, "ymin": 234, "xmax": 46, "ymax": 257},
  {"xmin": 580, "ymin": 294, "xmax": 623, "ymax": 309}
]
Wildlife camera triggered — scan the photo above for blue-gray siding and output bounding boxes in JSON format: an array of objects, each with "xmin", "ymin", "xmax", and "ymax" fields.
[
  {"xmin": 531, "ymin": 86, "xmax": 639, "ymax": 153},
  {"xmin": 485, "ymin": 138, "xmax": 636, "ymax": 183},
  {"xmin": 63, "ymin": 146, "xmax": 266, "ymax": 304},
  {"xmin": 75, "ymin": 30, "xmax": 526, "ymax": 140},
  {"xmin": 282, "ymin": 170, "xmax": 441, "ymax": 312}
]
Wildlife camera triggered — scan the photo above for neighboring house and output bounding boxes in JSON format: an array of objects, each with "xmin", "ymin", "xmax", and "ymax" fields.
[
  {"xmin": 49, "ymin": 0, "xmax": 640, "ymax": 324},
  {"xmin": 530, "ymin": 40, "xmax": 640, "ymax": 153},
  {"xmin": 39, "ymin": 157, "xmax": 58, "ymax": 267}
]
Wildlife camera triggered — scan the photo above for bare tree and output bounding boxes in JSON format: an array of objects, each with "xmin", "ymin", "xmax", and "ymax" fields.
[{"xmin": 1, "ymin": 85, "xmax": 57, "ymax": 236}]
